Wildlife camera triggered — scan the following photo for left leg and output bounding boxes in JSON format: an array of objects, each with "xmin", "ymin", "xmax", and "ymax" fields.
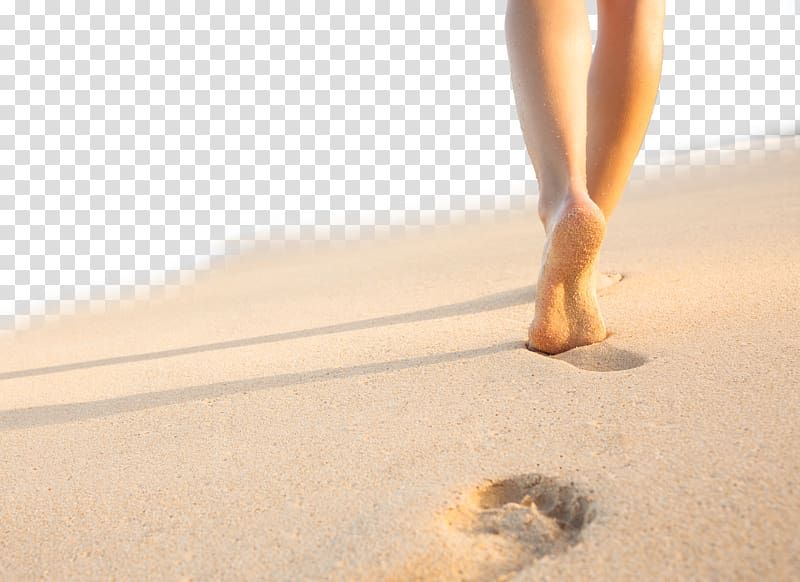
[{"xmin": 505, "ymin": 0, "xmax": 608, "ymax": 354}]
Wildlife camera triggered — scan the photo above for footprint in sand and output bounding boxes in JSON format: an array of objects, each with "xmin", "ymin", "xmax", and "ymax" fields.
[
  {"xmin": 392, "ymin": 474, "xmax": 596, "ymax": 581},
  {"xmin": 553, "ymin": 341, "xmax": 649, "ymax": 372},
  {"xmin": 527, "ymin": 273, "xmax": 649, "ymax": 372}
]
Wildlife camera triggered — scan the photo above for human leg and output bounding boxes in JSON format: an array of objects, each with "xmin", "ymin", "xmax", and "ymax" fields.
[
  {"xmin": 587, "ymin": 0, "xmax": 666, "ymax": 220},
  {"xmin": 505, "ymin": 0, "xmax": 608, "ymax": 354},
  {"xmin": 505, "ymin": 0, "xmax": 593, "ymax": 225}
]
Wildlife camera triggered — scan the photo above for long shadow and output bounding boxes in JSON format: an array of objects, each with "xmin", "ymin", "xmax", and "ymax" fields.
[
  {"xmin": 1, "ymin": 341, "xmax": 523, "ymax": 431},
  {"xmin": 2, "ymin": 286, "xmax": 534, "ymax": 380}
]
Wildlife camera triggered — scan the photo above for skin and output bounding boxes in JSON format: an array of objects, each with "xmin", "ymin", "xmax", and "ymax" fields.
[{"xmin": 505, "ymin": 0, "xmax": 665, "ymax": 354}]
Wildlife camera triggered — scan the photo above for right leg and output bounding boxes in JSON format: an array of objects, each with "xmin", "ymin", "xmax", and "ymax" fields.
[
  {"xmin": 587, "ymin": 0, "xmax": 666, "ymax": 220},
  {"xmin": 505, "ymin": 0, "xmax": 608, "ymax": 354}
]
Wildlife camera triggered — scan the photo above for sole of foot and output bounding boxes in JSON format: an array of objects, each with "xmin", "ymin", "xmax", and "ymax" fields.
[{"xmin": 528, "ymin": 197, "xmax": 608, "ymax": 355}]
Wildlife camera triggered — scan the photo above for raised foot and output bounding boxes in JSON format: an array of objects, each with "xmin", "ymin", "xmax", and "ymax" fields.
[{"xmin": 528, "ymin": 199, "xmax": 608, "ymax": 355}]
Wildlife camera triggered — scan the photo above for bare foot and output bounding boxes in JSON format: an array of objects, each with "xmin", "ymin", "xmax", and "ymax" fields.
[{"xmin": 528, "ymin": 195, "xmax": 608, "ymax": 355}]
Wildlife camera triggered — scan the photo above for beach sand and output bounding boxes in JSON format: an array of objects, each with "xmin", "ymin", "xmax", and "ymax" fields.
[{"xmin": 2, "ymin": 146, "xmax": 799, "ymax": 581}]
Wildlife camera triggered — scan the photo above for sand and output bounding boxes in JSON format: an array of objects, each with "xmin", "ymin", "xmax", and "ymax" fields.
[{"xmin": 1, "ymin": 146, "xmax": 799, "ymax": 581}]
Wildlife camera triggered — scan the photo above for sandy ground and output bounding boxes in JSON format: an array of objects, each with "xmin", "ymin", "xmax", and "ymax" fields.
[{"xmin": 2, "ymin": 147, "xmax": 799, "ymax": 581}]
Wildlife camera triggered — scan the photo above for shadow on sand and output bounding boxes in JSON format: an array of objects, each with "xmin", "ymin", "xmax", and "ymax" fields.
[
  {"xmin": 1, "ymin": 284, "xmax": 647, "ymax": 431},
  {"xmin": 2, "ymin": 286, "xmax": 536, "ymax": 381},
  {"xmin": 1, "ymin": 341, "xmax": 523, "ymax": 431}
]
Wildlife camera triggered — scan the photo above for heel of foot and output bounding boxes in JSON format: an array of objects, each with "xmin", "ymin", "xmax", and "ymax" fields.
[
  {"xmin": 550, "ymin": 205, "xmax": 606, "ymax": 266},
  {"xmin": 527, "ymin": 322, "xmax": 606, "ymax": 356},
  {"xmin": 530, "ymin": 201, "xmax": 608, "ymax": 355}
]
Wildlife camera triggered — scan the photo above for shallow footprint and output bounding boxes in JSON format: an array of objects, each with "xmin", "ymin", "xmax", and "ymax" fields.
[
  {"xmin": 553, "ymin": 341, "xmax": 648, "ymax": 372},
  {"xmin": 388, "ymin": 474, "xmax": 596, "ymax": 581},
  {"xmin": 596, "ymin": 272, "xmax": 623, "ymax": 293}
]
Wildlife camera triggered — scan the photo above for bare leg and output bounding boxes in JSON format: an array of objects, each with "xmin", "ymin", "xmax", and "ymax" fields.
[
  {"xmin": 506, "ymin": 0, "xmax": 665, "ymax": 354},
  {"xmin": 506, "ymin": 0, "xmax": 607, "ymax": 354},
  {"xmin": 505, "ymin": 0, "xmax": 592, "ymax": 223},
  {"xmin": 589, "ymin": 0, "xmax": 664, "ymax": 290},
  {"xmin": 588, "ymin": 0, "xmax": 666, "ymax": 220}
]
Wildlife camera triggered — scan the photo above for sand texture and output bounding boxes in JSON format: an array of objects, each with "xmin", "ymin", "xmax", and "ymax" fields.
[{"xmin": 2, "ymin": 147, "xmax": 799, "ymax": 581}]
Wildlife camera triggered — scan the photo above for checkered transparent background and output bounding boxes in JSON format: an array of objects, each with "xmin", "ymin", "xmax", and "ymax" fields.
[{"xmin": 1, "ymin": 0, "xmax": 798, "ymax": 333}]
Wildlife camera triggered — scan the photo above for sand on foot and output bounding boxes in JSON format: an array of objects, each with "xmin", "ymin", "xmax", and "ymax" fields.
[{"xmin": 528, "ymin": 198, "xmax": 608, "ymax": 354}]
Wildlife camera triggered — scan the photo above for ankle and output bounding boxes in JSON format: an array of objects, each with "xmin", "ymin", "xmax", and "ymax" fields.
[{"xmin": 537, "ymin": 185, "xmax": 591, "ymax": 232}]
